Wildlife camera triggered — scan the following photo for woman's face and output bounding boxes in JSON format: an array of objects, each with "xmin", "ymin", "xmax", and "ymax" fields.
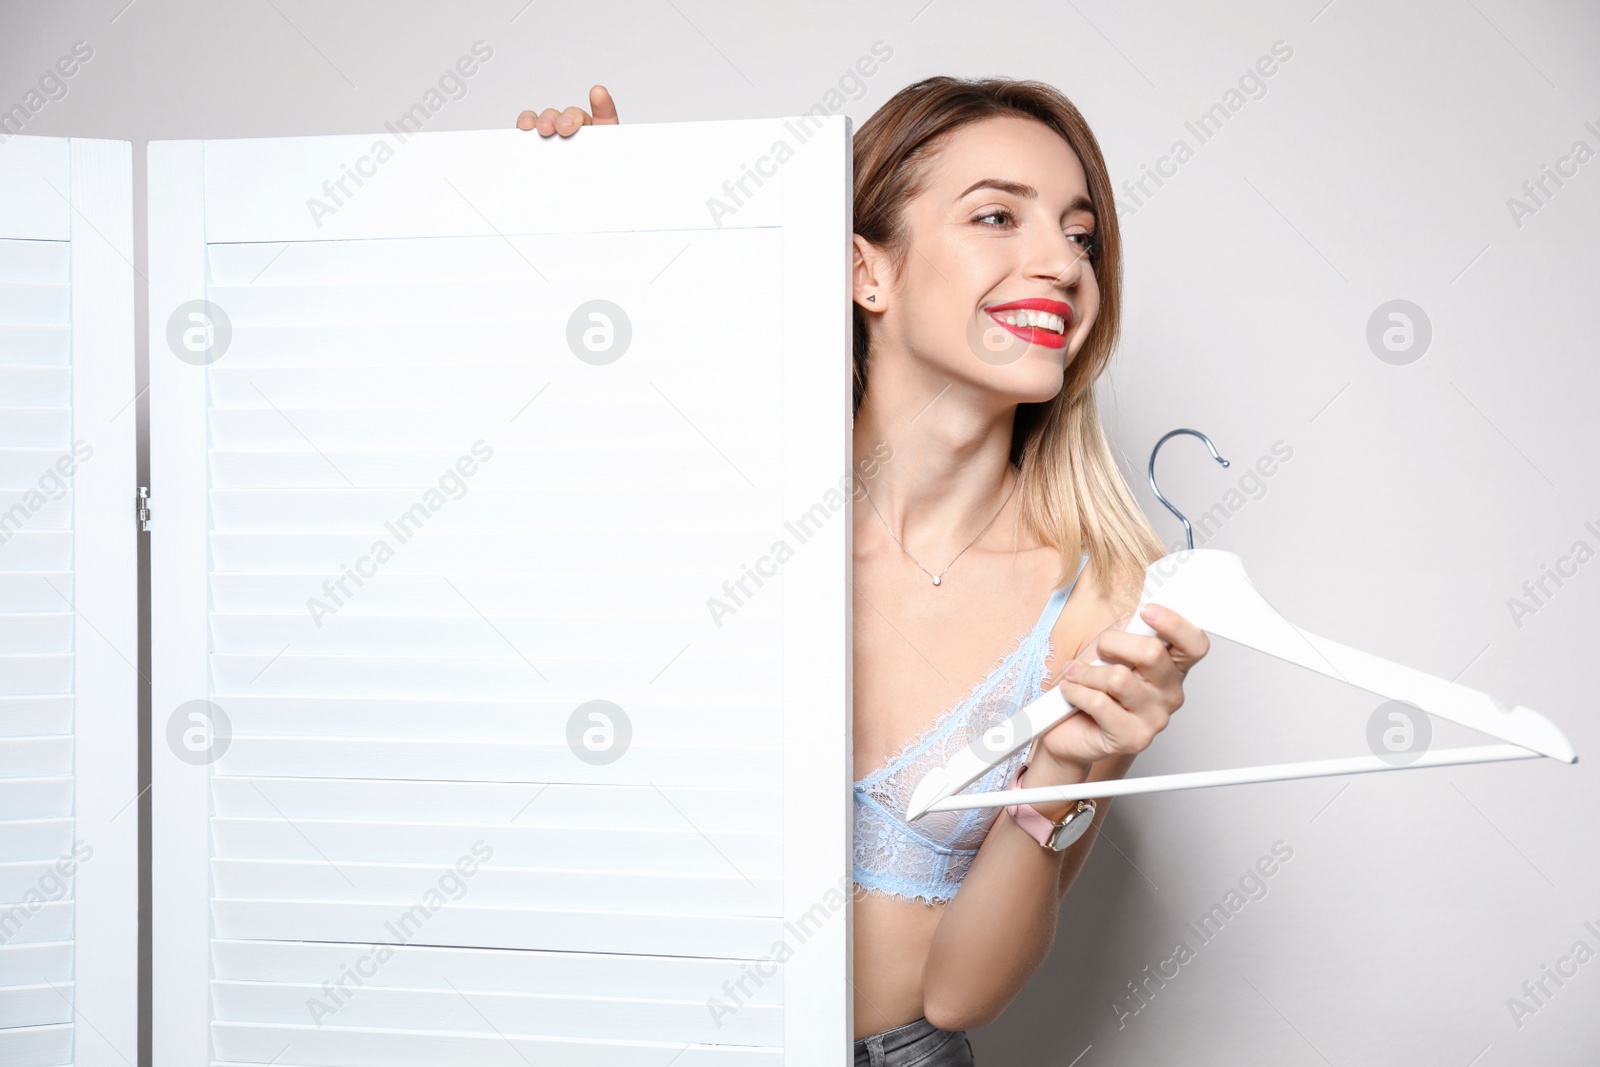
[{"xmin": 861, "ymin": 114, "xmax": 1102, "ymax": 405}]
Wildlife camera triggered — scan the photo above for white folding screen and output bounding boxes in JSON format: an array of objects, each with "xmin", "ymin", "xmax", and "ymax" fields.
[
  {"xmin": 0, "ymin": 136, "xmax": 138, "ymax": 1066},
  {"xmin": 150, "ymin": 121, "xmax": 852, "ymax": 1064}
]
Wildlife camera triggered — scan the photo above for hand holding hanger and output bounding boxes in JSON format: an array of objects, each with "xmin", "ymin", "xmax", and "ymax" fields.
[
  {"xmin": 1026, "ymin": 601, "xmax": 1208, "ymax": 773},
  {"xmin": 906, "ymin": 428, "xmax": 1578, "ymax": 821}
]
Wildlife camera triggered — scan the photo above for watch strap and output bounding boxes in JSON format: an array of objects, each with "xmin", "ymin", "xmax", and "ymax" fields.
[{"xmin": 1003, "ymin": 760, "xmax": 1059, "ymax": 847}]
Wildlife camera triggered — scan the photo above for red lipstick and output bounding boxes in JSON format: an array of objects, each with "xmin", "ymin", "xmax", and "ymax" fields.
[{"xmin": 984, "ymin": 298, "xmax": 1073, "ymax": 351}]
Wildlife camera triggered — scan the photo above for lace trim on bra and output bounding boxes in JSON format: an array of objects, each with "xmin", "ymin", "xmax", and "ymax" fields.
[
  {"xmin": 852, "ymin": 554, "xmax": 1087, "ymax": 905},
  {"xmin": 854, "ymin": 609, "xmax": 1057, "ymax": 788},
  {"xmin": 852, "ymin": 632, "xmax": 1056, "ymax": 905}
]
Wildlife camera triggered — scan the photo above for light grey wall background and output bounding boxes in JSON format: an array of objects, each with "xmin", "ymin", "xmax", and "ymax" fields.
[{"xmin": 3, "ymin": 0, "xmax": 1595, "ymax": 1063}]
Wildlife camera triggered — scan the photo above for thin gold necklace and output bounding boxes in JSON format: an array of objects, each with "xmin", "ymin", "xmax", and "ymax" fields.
[{"xmin": 853, "ymin": 469, "xmax": 1018, "ymax": 586}]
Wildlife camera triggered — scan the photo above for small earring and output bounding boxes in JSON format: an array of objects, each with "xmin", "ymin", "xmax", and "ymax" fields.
[{"xmin": 867, "ymin": 295, "xmax": 876, "ymax": 302}]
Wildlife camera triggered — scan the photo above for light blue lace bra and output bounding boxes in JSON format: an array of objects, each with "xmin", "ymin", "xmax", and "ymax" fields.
[{"xmin": 853, "ymin": 551, "xmax": 1090, "ymax": 905}]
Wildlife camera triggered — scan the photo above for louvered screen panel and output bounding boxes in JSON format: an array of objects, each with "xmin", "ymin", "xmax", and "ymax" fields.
[
  {"xmin": 0, "ymin": 136, "xmax": 137, "ymax": 1067},
  {"xmin": 152, "ymin": 123, "xmax": 851, "ymax": 1065}
]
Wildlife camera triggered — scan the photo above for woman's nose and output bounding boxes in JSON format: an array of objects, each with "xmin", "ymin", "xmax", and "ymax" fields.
[{"xmin": 1034, "ymin": 242, "xmax": 1086, "ymax": 288}]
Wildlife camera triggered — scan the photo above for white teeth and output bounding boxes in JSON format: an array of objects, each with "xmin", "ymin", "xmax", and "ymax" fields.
[{"xmin": 993, "ymin": 309, "xmax": 1066, "ymax": 334}]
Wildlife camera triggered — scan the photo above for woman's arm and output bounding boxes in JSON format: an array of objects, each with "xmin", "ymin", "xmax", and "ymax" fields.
[
  {"xmin": 919, "ymin": 749, "xmax": 1102, "ymax": 1031},
  {"xmin": 921, "ymin": 604, "xmax": 1206, "ymax": 1032},
  {"xmin": 1055, "ymin": 750, "xmax": 1135, "ymax": 901}
]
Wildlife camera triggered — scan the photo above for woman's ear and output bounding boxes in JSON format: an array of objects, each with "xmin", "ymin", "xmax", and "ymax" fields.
[{"xmin": 852, "ymin": 233, "xmax": 887, "ymax": 311}]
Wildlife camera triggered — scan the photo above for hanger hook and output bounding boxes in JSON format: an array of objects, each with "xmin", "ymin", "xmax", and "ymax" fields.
[{"xmin": 1148, "ymin": 428, "xmax": 1230, "ymax": 551}]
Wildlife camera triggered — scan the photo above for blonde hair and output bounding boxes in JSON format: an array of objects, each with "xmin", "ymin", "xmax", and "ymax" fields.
[{"xmin": 852, "ymin": 75, "xmax": 1166, "ymax": 605}]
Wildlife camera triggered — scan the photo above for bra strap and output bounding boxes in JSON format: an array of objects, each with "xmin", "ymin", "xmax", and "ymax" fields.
[{"xmin": 1026, "ymin": 550, "xmax": 1089, "ymax": 644}]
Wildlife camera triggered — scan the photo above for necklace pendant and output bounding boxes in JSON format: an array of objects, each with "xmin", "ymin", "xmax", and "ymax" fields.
[{"xmin": 931, "ymin": 575, "xmax": 941, "ymax": 586}]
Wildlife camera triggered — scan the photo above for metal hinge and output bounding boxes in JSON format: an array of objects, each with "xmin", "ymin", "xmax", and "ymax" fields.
[{"xmin": 137, "ymin": 486, "xmax": 150, "ymax": 531}]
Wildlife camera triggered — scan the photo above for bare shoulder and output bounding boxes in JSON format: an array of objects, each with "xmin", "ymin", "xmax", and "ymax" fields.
[{"xmin": 1044, "ymin": 552, "xmax": 1148, "ymax": 675}]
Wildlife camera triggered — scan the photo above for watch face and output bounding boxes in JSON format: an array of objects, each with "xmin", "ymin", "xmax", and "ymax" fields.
[{"xmin": 1049, "ymin": 803, "xmax": 1095, "ymax": 851}]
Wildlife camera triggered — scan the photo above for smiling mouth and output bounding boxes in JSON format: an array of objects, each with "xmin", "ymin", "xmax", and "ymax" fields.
[{"xmin": 985, "ymin": 308, "xmax": 1070, "ymax": 350}]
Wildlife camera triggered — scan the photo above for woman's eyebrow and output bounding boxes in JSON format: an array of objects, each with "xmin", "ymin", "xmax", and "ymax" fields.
[{"xmin": 956, "ymin": 179, "xmax": 1095, "ymax": 216}]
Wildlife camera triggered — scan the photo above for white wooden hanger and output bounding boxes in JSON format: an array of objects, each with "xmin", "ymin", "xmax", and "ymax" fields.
[{"xmin": 906, "ymin": 429, "xmax": 1578, "ymax": 820}]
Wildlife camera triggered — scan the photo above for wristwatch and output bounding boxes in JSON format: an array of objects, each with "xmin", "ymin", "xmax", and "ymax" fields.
[{"xmin": 1004, "ymin": 760, "xmax": 1097, "ymax": 851}]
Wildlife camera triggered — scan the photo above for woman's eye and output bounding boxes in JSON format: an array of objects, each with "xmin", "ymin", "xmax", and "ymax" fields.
[{"xmin": 977, "ymin": 210, "xmax": 1099, "ymax": 256}]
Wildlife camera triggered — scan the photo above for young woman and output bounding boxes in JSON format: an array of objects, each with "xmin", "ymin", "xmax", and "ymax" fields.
[{"xmin": 517, "ymin": 79, "xmax": 1210, "ymax": 1066}]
